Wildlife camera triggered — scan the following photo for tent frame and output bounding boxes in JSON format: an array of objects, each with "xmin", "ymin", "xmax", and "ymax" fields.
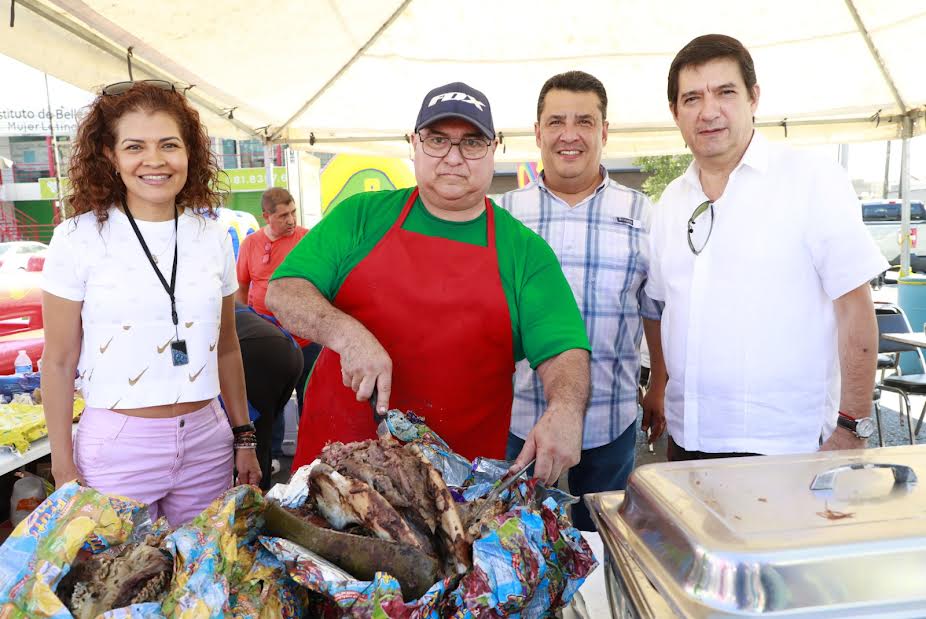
[{"xmin": 8, "ymin": 0, "xmax": 925, "ymax": 256}]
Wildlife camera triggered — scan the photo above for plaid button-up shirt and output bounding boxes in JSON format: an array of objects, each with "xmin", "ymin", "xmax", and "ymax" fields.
[{"xmin": 500, "ymin": 169, "xmax": 661, "ymax": 449}]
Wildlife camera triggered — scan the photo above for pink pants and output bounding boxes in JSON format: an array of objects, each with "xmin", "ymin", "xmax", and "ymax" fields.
[{"xmin": 74, "ymin": 399, "xmax": 234, "ymax": 527}]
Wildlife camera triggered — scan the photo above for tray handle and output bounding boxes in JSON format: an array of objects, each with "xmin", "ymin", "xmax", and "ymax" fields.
[{"xmin": 810, "ymin": 462, "xmax": 918, "ymax": 491}]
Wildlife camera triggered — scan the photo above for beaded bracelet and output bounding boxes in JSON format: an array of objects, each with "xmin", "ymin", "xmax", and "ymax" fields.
[{"xmin": 233, "ymin": 430, "xmax": 257, "ymax": 450}]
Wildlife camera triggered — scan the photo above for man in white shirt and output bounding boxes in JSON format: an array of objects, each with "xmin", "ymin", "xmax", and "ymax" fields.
[
  {"xmin": 502, "ymin": 71, "xmax": 666, "ymax": 530},
  {"xmin": 646, "ymin": 34, "xmax": 887, "ymax": 460}
]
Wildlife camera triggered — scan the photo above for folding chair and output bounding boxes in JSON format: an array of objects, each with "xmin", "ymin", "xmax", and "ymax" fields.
[
  {"xmin": 875, "ymin": 303, "xmax": 903, "ymax": 381},
  {"xmin": 875, "ymin": 304, "xmax": 925, "ymax": 445}
]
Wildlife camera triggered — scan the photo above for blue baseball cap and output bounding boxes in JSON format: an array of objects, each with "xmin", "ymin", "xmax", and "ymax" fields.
[{"xmin": 414, "ymin": 82, "xmax": 495, "ymax": 140}]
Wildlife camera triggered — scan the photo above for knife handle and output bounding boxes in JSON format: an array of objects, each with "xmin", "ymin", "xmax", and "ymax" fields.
[{"xmin": 370, "ymin": 387, "xmax": 385, "ymax": 425}]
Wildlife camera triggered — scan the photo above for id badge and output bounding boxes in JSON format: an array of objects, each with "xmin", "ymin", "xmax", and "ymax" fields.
[{"xmin": 170, "ymin": 340, "xmax": 189, "ymax": 367}]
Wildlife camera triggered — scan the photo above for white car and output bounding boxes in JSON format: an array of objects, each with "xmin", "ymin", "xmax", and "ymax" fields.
[
  {"xmin": 862, "ymin": 200, "xmax": 926, "ymax": 273},
  {"xmin": 0, "ymin": 242, "xmax": 48, "ymax": 272}
]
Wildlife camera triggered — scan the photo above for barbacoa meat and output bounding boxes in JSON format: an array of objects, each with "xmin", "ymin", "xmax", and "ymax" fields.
[
  {"xmin": 56, "ymin": 538, "xmax": 173, "ymax": 618},
  {"xmin": 309, "ymin": 462, "xmax": 434, "ymax": 553},
  {"xmin": 315, "ymin": 439, "xmax": 472, "ymax": 575}
]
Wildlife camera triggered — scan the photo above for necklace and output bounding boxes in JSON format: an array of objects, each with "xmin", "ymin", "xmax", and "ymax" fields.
[
  {"xmin": 121, "ymin": 206, "xmax": 178, "ymax": 264},
  {"xmin": 150, "ymin": 227, "xmax": 177, "ymax": 264}
]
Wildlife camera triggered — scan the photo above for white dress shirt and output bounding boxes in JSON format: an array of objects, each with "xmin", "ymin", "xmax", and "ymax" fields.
[{"xmin": 646, "ymin": 132, "xmax": 888, "ymax": 454}]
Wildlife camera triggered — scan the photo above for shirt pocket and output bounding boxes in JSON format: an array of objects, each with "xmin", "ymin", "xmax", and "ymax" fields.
[{"xmin": 588, "ymin": 218, "xmax": 646, "ymax": 312}]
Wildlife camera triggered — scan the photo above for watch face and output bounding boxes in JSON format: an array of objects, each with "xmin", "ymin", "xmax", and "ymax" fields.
[{"xmin": 855, "ymin": 417, "xmax": 876, "ymax": 439}]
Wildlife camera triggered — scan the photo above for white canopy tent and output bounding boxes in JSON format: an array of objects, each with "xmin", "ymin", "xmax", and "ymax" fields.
[
  {"xmin": 2, "ymin": 0, "xmax": 925, "ymax": 265},
  {"xmin": 3, "ymin": 0, "xmax": 924, "ymax": 153}
]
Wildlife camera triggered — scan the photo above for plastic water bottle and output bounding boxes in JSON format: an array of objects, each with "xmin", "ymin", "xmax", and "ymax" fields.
[
  {"xmin": 13, "ymin": 350, "xmax": 32, "ymax": 375},
  {"xmin": 10, "ymin": 475, "xmax": 45, "ymax": 526}
]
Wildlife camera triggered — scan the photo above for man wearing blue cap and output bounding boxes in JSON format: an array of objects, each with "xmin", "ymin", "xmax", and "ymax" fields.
[{"xmin": 268, "ymin": 82, "xmax": 591, "ymax": 485}]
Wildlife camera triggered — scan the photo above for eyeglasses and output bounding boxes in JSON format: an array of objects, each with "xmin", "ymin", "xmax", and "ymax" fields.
[
  {"xmin": 261, "ymin": 242, "xmax": 271, "ymax": 265},
  {"xmin": 687, "ymin": 200, "xmax": 714, "ymax": 255},
  {"xmin": 418, "ymin": 133, "xmax": 492, "ymax": 160},
  {"xmin": 102, "ymin": 80, "xmax": 176, "ymax": 96}
]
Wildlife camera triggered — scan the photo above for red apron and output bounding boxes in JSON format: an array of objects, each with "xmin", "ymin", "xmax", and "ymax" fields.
[{"xmin": 292, "ymin": 188, "xmax": 514, "ymax": 469}]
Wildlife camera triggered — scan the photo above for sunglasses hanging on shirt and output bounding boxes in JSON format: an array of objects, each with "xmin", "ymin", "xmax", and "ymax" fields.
[
  {"xmin": 687, "ymin": 200, "xmax": 714, "ymax": 256},
  {"xmin": 122, "ymin": 200, "xmax": 188, "ymax": 366}
]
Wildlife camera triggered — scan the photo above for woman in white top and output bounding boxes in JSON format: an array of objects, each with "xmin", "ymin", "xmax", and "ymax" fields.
[{"xmin": 41, "ymin": 80, "xmax": 261, "ymax": 526}]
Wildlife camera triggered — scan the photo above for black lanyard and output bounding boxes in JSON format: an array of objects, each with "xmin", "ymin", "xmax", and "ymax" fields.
[{"xmin": 123, "ymin": 200, "xmax": 180, "ymax": 340}]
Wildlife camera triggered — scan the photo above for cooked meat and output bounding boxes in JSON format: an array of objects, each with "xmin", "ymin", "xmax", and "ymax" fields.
[
  {"xmin": 320, "ymin": 439, "xmax": 472, "ymax": 575},
  {"xmin": 284, "ymin": 504, "xmax": 336, "ymax": 529},
  {"xmin": 309, "ymin": 462, "xmax": 434, "ymax": 554},
  {"xmin": 322, "ymin": 440, "xmax": 438, "ymax": 532},
  {"xmin": 57, "ymin": 541, "xmax": 173, "ymax": 618},
  {"xmin": 407, "ymin": 443, "xmax": 471, "ymax": 575},
  {"xmin": 459, "ymin": 497, "xmax": 508, "ymax": 538}
]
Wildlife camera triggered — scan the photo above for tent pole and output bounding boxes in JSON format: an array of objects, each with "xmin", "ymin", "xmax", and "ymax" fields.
[
  {"xmin": 15, "ymin": 0, "xmax": 262, "ymax": 139},
  {"xmin": 883, "ymin": 141, "xmax": 891, "ymax": 199},
  {"xmin": 43, "ymin": 73, "xmax": 66, "ymax": 222},
  {"xmin": 900, "ymin": 114, "xmax": 913, "ymax": 276},
  {"xmin": 270, "ymin": 0, "xmax": 412, "ymax": 141},
  {"xmin": 264, "ymin": 141, "xmax": 274, "ymax": 190},
  {"xmin": 844, "ymin": 0, "xmax": 907, "ymax": 114}
]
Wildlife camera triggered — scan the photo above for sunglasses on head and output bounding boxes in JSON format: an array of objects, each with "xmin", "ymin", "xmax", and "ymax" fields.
[{"xmin": 102, "ymin": 79, "xmax": 176, "ymax": 96}]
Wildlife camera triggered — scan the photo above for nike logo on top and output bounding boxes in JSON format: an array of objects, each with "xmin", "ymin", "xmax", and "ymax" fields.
[
  {"xmin": 128, "ymin": 367, "xmax": 148, "ymax": 386},
  {"xmin": 428, "ymin": 92, "xmax": 485, "ymax": 111},
  {"xmin": 99, "ymin": 337, "xmax": 114, "ymax": 354},
  {"xmin": 157, "ymin": 337, "xmax": 173, "ymax": 354},
  {"xmin": 188, "ymin": 364, "xmax": 207, "ymax": 382}
]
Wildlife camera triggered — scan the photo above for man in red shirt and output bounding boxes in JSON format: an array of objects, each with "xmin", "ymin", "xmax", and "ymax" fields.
[
  {"xmin": 237, "ymin": 188, "xmax": 318, "ymax": 465},
  {"xmin": 237, "ymin": 188, "xmax": 308, "ymax": 316}
]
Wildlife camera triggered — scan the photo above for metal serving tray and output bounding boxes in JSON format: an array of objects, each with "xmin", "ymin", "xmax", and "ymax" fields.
[{"xmin": 586, "ymin": 445, "xmax": 926, "ymax": 618}]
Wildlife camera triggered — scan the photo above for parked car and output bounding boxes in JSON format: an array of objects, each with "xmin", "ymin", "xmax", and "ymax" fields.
[
  {"xmin": 862, "ymin": 200, "xmax": 926, "ymax": 273},
  {"xmin": 0, "ymin": 241, "xmax": 48, "ymax": 272}
]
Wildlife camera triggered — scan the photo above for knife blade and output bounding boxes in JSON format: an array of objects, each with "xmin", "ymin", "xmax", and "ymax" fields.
[{"xmin": 468, "ymin": 457, "xmax": 536, "ymax": 523}]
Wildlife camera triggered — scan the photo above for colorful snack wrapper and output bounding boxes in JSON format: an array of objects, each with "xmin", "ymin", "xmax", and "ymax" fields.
[
  {"xmin": 0, "ymin": 410, "xmax": 595, "ymax": 617},
  {"xmin": 160, "ymin": 485, "xmax": 307, "ymax": 618},
  {"xmin": 0, "ymin": 398, "xmax": 83, "ymax": 456},
  {"xmin": 0, "ymin": 484, "xmax": 307, "ymax": 618},
  {"xmin": 265, "ymin": 410, "xmax": 598, "ymax": 618},
  {"xmin": 0, "ymin": 482, "xmax": 147, "ymax": 618}
]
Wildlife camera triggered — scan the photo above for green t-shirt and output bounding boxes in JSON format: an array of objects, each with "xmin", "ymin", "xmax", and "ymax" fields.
[{"xmin": 272, "ymin": 187, "xmax": 590, "ymax": 367}]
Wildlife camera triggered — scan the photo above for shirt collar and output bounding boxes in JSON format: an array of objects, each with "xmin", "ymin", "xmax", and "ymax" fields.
[
  {"xmin": 537, "ymin": 164, "xmax": 611, "ymax": 201},
  {"xmin": 682, "ymin": 129, "xmax": 770, "ymax": 190}
]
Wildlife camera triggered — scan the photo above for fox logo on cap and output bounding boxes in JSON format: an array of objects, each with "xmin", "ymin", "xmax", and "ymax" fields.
[
  {"xmin": 428, "ymin": 91, "xmax": 486, "ymax": 112},
  {"xmin": 415, "ymin": 82, "xmax": 495, "ymax": 139}
]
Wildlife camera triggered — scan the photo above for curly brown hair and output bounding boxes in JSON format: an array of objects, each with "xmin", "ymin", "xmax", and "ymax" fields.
[{"xmin": 67, "ymin": 82, "xmax": 224, "ymax": 223}]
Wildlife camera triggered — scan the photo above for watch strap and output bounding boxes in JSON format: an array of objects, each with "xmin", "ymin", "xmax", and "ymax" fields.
[
  {"xmin": 836, "ymin": 411, "xmax": 858, "ymax": 432},
  {"xmin": 837, "ymin": 411, "xmax": 873, "ymax": 438}
]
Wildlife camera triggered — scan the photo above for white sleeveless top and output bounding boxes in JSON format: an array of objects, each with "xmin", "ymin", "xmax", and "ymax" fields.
[{"xmin": 41, "ymin": 207, "xmax": 238, "ymax": 409}]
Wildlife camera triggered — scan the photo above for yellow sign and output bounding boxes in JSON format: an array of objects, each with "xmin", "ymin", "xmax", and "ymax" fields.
[{"xmin": 320, "ymin": 155, "xmax": 415, "ymax": 215}]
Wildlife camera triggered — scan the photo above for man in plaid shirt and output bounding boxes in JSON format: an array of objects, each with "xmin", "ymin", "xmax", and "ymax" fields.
[{"xmin": 501, "ymin": 71, "xmax": 667, "ymax": 531}]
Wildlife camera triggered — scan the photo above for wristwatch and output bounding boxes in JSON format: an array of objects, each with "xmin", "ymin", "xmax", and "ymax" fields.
[{"xmin": 836, "ymin": 411, "xmax": 875, "ymax": 439}]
